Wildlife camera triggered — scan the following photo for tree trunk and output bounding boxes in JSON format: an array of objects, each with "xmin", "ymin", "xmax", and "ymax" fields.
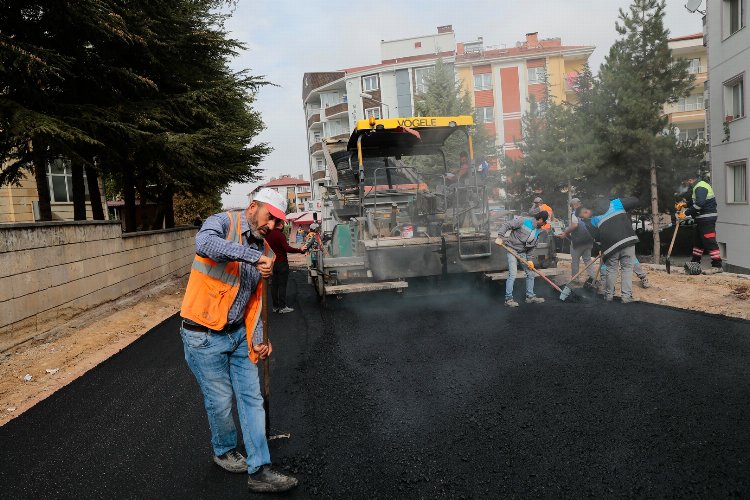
[
  {"xmin": 71, "ymin": 162, "xmax": 87, "ymax": 220},
  {"xmin": 123, "ymin": 166, "xmax": 137, "ymax": 232},
  {"xmin": 85, "ymin": 164, "xmax": 105, "ymax": 220},
  {"xmin": 567, "ymin": 177, "xmax": 572, "ymax": 208},
  {"xmin": 650, "ymin": 156, "xmax": 661, "ymax": 262},
  {"xmin": 31, "ymin": 142, "xmax": 52, "ymax": 221},
  {"xmin": 163, "ymin": 185, "xmax": 175, "ymax": 228}
]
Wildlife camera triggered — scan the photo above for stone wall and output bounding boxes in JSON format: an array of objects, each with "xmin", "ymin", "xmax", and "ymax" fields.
[{"xmin": 0, "ymin": 221, "xmax": 197, "ymax": 350}]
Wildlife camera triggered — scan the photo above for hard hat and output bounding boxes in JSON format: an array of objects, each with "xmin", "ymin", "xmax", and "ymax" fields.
[{"xmin": 253, "ymin": 188, "xmax": 287, "ymax": 221}]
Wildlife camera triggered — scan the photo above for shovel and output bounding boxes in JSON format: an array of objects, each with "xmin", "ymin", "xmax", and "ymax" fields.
[
  {"xmin": 560, "ymin": 252, "xmax": 602, "ymax": 301},
  {"xmin": 665, "ymin": 218, "xmax": 681, "ymax": 274},
  {"xmin": 495, "ymin": 239, "xmax": 563, "ymax": 293}
]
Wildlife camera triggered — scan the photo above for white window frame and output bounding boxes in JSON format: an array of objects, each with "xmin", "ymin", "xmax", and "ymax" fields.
[
  {"xmin": 475, "ymin": 106, "xmax": 494, "ymax": 123},
  {"xmin": 414, "ymin": 66, "xmax": 434, "ymax": 94},
  {"xmin": 364, "ymin": 107, "xmax": 381, "ymax": 120},
  {"xmin": 46, "ymin": 157, "xmax": 89, "ymax": 203},
  {"xmin": 315, "ymin": 159, "xmax": 325, "ymax": 171},
  {"xmin": 362, "ymin": 75, "xmax": 378, "ymax": 92},
  {"xmin": 312, "ymin": 131, "xmax": 322, "ymax": 143},
  {"xmin": 725, "ymin": 0, "xmax": 745, "ymax": 37},
  {"xmin": 676, "ymin": 93, "xmax": 705, "ymax": 112},
  {"xmin": 678, "ymin": 127, "xmax": 706, "ymax": 144},
  {"xmin": 527, "ymin": 66, "xmax": 546, "ymax": 84},
  {"xmin": 724, "ymin": 74, "xmax": 745, "ymax": 120},
  {"xmin": 687, "ymin": 58, "xmax": 702, "ymax": 74},
  {"xmin": 473, "ymin": 73, "xmax": 492, "ymax": 91},
  {"xmin": 727, "ymin": 160, "xmax": 748, "ymax": 203}
]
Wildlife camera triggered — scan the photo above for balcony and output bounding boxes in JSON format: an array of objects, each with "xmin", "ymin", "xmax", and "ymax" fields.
[
  {"xmin": 307, "ymin": 113, "xmax": 321, "ymax": 128},
  {"xmin": 309, "ymin": 142, "xmax": 323, "ymax": 155},
  {"xmin": 312, "ymin": 170, "xmax": 327, "ymax": 181},
  {"xmin": 325, "ymin": 102, "xmax": 348, "ymax": 119}
]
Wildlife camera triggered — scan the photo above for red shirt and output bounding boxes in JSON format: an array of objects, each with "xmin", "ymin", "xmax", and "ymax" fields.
[{"xmin": 265, "ymin": 227, "xmax": 304, "ymax": 263}]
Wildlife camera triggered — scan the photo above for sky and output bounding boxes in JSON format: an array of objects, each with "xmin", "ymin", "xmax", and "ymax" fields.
[{"xmin": 220, "ymin": 0, "xmax": 704, "ymax": 208}]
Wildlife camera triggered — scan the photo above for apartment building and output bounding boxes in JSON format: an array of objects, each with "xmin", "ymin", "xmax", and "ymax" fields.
[
  {"xmin": 666, "ymin": 33, "xmax": 708, "ymax": 147},
  {"xmin": 302, "ymin": 26, "xmax": 595, "ymax": 198},
  {"xmin": 705, "ymin": 0, "xmax": 750, "ymax": 273},
  {"xmin": 249, "ymin": 174, "xmax": 311, "ymax": 213}
]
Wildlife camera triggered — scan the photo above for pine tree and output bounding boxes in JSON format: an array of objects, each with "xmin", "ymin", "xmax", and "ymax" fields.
[
  {"xmin": 412, "ymin": 58, "xmax": 497, "ymax": 180},
  {"xmin": 595, "ymin": 0, "xmax": 694, "ymax": 260}
]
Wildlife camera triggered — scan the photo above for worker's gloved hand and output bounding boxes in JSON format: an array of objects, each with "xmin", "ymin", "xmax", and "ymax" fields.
[
  {"xmin": 676, "ymin": 211, "xmax": 686, "ymax": 220},
  {"xmin": 526, "ymin": 260, "xmax": 535, "ymax": 270},
  {"xmin": 256, "ymin": 255, "xmax": 274, "ymax": 278},
  {"xmin": 495, "ymin": 237, "xmax": 503, "ymax": 246},
  {"xmin": 253, "ymin": 341, "xmax": 273, "ymax": 360},
  {"xmin": 675, "ymin": 201, "xmax": 687, "ymax": 210},
  {"xmin": 684, "ymin": 207, "xmax": 696, "ymax": 218}
]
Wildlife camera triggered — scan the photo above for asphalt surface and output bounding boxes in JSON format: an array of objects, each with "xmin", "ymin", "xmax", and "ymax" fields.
[{"xmin": 1, "ymin": 271, "xmax": 750, "ymax": 499}]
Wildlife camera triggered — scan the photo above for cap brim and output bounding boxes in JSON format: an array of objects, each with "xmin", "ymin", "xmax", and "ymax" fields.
[{"xmin": 266, "ymin": 204, "xmax": 287, "ymax": 221}]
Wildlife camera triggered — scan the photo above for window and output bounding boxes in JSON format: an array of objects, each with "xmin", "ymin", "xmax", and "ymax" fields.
[
  {"xmin": 727, "ymin": 161, "xmax": 747, "ymax": 203},
  {"xmin": 46, "ymin": 157, "xmax": 89, "ymax": 203},
  {"xmin": 313, "ymin": 131, "xmax": 321, "ymax": 143},
  {"xmin": 475, "ymin": 106, "xmax": 494, "ymax": 123},
  {"xmin": 365, "ymin": 107, "xmax": 381, "ymax": 120},
  {"xmin": 414, "ymin": 66, "xmax": 434, "ymax": 94},
  {"xmin": 687, "ymin": 58, "xmax": 702, "ymax": 74},
  {"xmin": 527, "ymin": 66, "xmax": 546, "ymax": 84},
  {"xmin": 530, "ymin": 98, "xmax": 548, "ymax": 115},
  {"xmin": 474, "ymin": 73, "xmax": 492, "ymax": 90},
  {"xmin": 315, "ymin": 159, "xmax": 325, "ymax": 171},
  {"xmin": 724, "ymin": 75, "xmax": 745, "ymax": 119},
  {"xmin": 675, "ymin": 94, "xmax": 704, "ymax": 112},
  {"xmin": 677, "ymin": 127, "xmax": 706, "ymax": 144},
  {"xmin": 727, "ymin": 0, "xmax": 744, "ymax": 35},
  {"xmin": 362, "ymin": 75, "xmax": 378, "ymax": 92}
]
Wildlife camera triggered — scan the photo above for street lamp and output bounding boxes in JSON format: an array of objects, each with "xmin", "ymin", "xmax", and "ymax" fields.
[{"xmin": 360, "ymin": 92, "xmax": 390, "ymax": 118}]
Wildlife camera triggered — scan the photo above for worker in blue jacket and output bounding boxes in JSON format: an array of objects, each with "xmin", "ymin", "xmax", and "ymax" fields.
[{"xmin": 587, "ymin": 197, "xmax": 641, "ymax": 303}]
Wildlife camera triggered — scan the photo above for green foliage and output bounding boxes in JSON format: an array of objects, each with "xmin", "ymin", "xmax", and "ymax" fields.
[
  {"xmin": 0, "ymin": 0, "xmax": 270, "ymax": 229},
  {"xmin": 173, "ymin": 191, "xmax": 223, "ymax": 226},
  {"xmin": 410, "ymin": 58, "xmax": 498, "ymax": 181}
]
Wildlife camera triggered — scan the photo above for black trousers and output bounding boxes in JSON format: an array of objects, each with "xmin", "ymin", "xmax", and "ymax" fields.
[
  {"xmin": 692, "ymin": 218, "xmax": 721, "ymax": 262},
  {"xmin": 271, "ymin": 262, "xmax": 290, "ymax": 309}
]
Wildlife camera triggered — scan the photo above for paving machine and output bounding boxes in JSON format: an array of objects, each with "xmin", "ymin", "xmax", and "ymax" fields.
[{"xmin": 307, "ymin": 115, "xmax": 558, "ymax": 297}]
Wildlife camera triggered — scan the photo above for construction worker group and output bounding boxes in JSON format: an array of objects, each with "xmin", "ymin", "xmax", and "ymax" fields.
[{"xmin": 498, "ymin": 175, "xmax": 721, "ymax": 307}]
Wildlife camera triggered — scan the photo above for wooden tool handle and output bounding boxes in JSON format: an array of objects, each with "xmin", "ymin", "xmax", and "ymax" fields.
[
  {"xmin": 667, "ymin": 220, "xmax": 681, "ymax": 257},
  {"xmin": 568, "ymin": 251, "xmax": 602, "ymax": 284}
]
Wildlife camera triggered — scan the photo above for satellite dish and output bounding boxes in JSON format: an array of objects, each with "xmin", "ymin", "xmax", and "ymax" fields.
[{"xmin": 686, "ymin": 0, "xmax": 703, "ymax": 13}]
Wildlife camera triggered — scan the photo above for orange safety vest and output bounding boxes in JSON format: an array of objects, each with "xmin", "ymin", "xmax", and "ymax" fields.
[
  {"xmin": 180, "ymin": 211, "xmax": 269, "ymax": 364},
  {"xmin": 539, "ymin": 203, "xmax": 553, "ymax": 230}
]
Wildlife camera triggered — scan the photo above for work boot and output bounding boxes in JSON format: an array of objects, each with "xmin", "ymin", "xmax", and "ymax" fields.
[
  {"xmin": 639, "ymin": 276, "xmax": 651, "ymax": 289},
  {"xmin": 247, "ymin": 465, "xmax": 299, "ymax": 493},
  {"xmin": 525, "ymin": 296, "xmax": 545, "ymax": 304},
  {"xmin": 504, "ymin": 298, "xmax": 519, "ymax": 308},
  {"xmin": 711, "ymin": 260, "xmax": 723, "ymax": 269},
  {"xmin": 621, "ymin": 296, "xmax": 636, "ymax": 304},
  {"xmin": 272, "ymin": 307, "xmax": 279, "ymax": 313},
  {"xmin": 278, "ymin": 306, "xmax": 294, "ymax": 314},
  {"xmin": 213, "ymin": 449, "xmax": 247, "ymax": 474},
  {"xmin": 604, "ymin": 295, "xmax": 613, "ymax": 302},
  {"xmin": 583, "ymin": 276, "xmax": 595, "ymax": 289}
]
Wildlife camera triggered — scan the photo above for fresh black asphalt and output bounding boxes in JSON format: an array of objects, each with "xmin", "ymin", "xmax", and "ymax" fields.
[{"xmin": 1, "ymin": 271, "xmax": 749, "ymax": 499}]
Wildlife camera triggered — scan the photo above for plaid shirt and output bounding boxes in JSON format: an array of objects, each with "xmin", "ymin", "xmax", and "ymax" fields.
[{"xmin": 194, "ymin": 211, "xmax": 264, "ymax": 344}]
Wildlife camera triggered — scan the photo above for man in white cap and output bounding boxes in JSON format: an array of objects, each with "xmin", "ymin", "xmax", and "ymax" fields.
[{"xmin": 179, "ymin": 187, "xmax": 298, "ymax": 493}]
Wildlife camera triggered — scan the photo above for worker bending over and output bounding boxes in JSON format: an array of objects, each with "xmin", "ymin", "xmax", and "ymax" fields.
[
  {"xmin": 179, "ymin": 188, "xmax": 299, "ymax": 494},
  {"xmin": 680, "ymin": 175, "xmax": 722, "ymax": 271},
  {"xmin": 496, "ymin": 211, "xmax": 549, "ymax": 307},
  {"xmin": 586, "ymin": 197, "xmax": 641, "ymax": 303}
]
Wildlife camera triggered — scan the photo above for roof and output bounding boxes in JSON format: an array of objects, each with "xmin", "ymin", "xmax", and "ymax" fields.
[
  {"xmin": 669, "ymin": 33, "xmax": 703, "ymax": 42},
  {"xmin": 287, "ymin": 211, "xmax": 317, "ymax": 224},
  {"xmin": 455, "ymin": 44, "xmax": 593, "ymax": 64},
  {"xmin": 341, "ymin": 50, "xmax": 456, "ymax": 74},
  {"xmin": 263, "ymin": 177, "xmax": 310, "ymax": 188}
]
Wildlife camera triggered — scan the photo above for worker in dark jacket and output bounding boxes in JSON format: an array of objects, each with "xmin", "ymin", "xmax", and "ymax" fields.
[
  {"xmin": 560, "ymin": 198, "xmax": 596, "ymax": 282},
  {"xmin": 496, "ymin": 211, "xmax": 548, "ymax": 307},
  {"xmin": 680, "ymin": 176, "xmax": 722, "ymax": 270},
  {"xmin": 265, "ymin": 224, "xmax": 305, "ymax": 313},
  {"xmin": 588, "ymin": 197, "xmax": 641, "ymax": 303}
]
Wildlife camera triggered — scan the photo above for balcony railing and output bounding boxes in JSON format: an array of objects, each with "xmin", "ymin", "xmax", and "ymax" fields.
[
  {"xmin": 325, "ymin": 102, "xmax": 348, "ymax": 118},
  {"xmin": 307, "ymin": 113, "xmax": 321, "ymax": 128},
  {"xmin": 309, "ymin": 142, "xmax": 322, "ymax": 154}
]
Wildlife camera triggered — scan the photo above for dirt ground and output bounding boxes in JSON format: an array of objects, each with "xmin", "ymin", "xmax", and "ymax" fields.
[
  {"xmin": 556, "ymin": 257, "xmax": 750, "ymax": 320},
  {"xmin": 0, "ymin": 277, "xmax": 187, "ymax": 426},
  {"xmin": 1, "ymin": 255, "xmax": 747, "ymax": 426}
]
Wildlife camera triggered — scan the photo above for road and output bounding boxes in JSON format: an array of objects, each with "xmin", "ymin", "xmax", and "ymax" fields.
[{"xmin": 1, "ymin": 271, "xmax": 749, "ymax": 498}]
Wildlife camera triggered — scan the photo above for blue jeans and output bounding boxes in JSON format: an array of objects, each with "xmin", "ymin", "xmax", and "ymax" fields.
[
  {"xmin": 181, "ymin": 323, "xmax": 270, "ymax": 474},
  {"xmin": 506, "ymin": 251, "xmax": 536, "ymax": 300}
]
